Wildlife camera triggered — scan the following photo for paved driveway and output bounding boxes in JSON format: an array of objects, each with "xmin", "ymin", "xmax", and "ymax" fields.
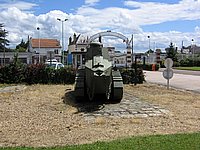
[{"xmin": 144, "ymin": 70, "xmax": 200, "ymax": 93}]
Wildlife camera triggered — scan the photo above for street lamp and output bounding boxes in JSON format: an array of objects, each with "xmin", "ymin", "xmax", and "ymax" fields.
[
  {"xmin": 3, "ymin": 29, "xmax": 5, "ymax": 66},
  {"xmin": 147, "ymin": 35, "xmax": 151, "ymax": 63},
  {"xmin": 57, "ymin": 18, "xmax": 68, "ymax": 64},
  {"xmin": 131, "ymin": 34, "xmax": 134, "ymax": 65},
  {"xmin": 191, "ymin": 39, "xmax": 194, "ymax": 66},
  {"xmin": 147, "ymin": 35, "xmax": 151, "ymax": 51},
  {"xmin": 37, "ymin": 27, "xmax": 40, "ymax": 63}
]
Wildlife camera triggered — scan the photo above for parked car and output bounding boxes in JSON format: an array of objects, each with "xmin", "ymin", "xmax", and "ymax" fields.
[
  {"xmin": 45, "ymin": 59, "xmax": 58, "ymax": 63},
  {"xmin": 46, "ymin": 62, "xmax": 64, "ymax": 69},
  {"xmin": 45, "ymin": 60, "xmax": 64, "ymax": 69}
]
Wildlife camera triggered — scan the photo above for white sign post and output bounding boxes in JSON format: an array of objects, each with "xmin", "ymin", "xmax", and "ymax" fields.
[{"xmin": 163, "ymin": 58, "xmax": 174, "ymax": 89}]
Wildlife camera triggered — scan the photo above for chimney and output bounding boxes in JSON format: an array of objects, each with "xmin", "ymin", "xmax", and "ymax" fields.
[
  {"xmin": 73, "ymin": 33, "xmax": 76, "ymax": 44},
  {"xmin": 69, "ymin": 36, "xmax": 72, "ymax": 45}
]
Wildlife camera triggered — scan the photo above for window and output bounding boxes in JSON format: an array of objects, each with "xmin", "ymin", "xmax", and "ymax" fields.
[
  {"xmin": 77, "ymin": 55, "xmax": 81, "ymax": 67},
  {"xmin": 54, "ymin": 49, "xmax": 58, "ymax": 54}
]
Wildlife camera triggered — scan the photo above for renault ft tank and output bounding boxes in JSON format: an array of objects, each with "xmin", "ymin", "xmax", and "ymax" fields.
[{"xmin": 74, "ymin": 42, "xmax": 123, "ymax": 102}]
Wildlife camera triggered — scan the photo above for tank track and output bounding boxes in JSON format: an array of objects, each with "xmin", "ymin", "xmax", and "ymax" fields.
[
  {"xmin": 74, "ymin": 68, "xmax": 85, "ymax": 101},
  {"xmin": 110, "ymin": 70, "xmax": 123, "ymax": 103}
]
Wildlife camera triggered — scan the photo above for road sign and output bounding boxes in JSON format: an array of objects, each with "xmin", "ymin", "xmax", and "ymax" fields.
[
  {"xmin": 163, "ymin": 58, "xmax": 174, "ymax": 89},
  {"xmin": 164, "ymin": 58, "xmax": 173, "ymax": 68},
  {"xmin": 163, "ymin": 68, "xmax": 174, "ymax": 80},
  {"xmin": 163, "ymin": 68, "xmax": 174, "ymax": 90}
]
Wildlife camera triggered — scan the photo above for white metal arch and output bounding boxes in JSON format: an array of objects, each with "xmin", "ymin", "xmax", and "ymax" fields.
[{"xmin": 88, "ymin": 31, "xmax": 130, "ymax": 45}]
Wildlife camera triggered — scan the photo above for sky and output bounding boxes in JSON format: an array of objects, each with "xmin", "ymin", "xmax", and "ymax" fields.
[{"xmin": 0, "ymin": 0, "xmax": 200, "ymax": 52}]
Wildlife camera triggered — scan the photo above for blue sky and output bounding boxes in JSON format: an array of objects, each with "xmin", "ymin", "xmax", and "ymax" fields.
[{"xmin": 0, "ymin": 0, "xmax": 200, "ymax": 52}]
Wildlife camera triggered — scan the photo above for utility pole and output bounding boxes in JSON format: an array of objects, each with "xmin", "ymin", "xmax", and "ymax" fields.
[
  {"xmin": 3, "ymin": 29, "xmax": 5, "ymax": 66},
  {"xmin": 191, "ymin": 39, "xmax": 194, "ymax": 66},
  {"xmin": 131, "ymin": 34, "xmax": 134, "ymax": 66},
  {"xmin": 147, "ymin": 35, "xmax": 151, "ymax": 51},
  {"xmin": 37, "ymin": 27, "xmax": 40, "ymax": 63},
  {"xmin": 57, "ymin": 18, "xmax": 68, "ymax": 64}
]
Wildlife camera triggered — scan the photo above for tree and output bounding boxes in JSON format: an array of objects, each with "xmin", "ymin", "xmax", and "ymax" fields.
[
  {"xmin": 0, "ymin": 23, "xmax": 9, "ymax": 52},
  {"xmin": 16, "ymin": 39, "xmax": 29, "ymax": 52},
  {"xmin": 165, "ymin": 42, "xmax": 178, "ymax": 62},
  {"xmin": 145, "ymin": 49, "xmax": 154, "ymax": 54}
]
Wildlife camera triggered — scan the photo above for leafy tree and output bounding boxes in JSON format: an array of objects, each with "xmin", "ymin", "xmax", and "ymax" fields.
[
  {"xmin": 165, "ymin": 42, "xmax": 178, "ymax": 62},
  {"xmin": 0, "ymin": 23, "xmax": 9, "ymax": 52},
  {"xmin": 16, "ymin": 39, "xmax": 28, "ymax": 52},
  {"xmin": 145, "ymin": 49, "xmax": 154, "ymax": 54}
]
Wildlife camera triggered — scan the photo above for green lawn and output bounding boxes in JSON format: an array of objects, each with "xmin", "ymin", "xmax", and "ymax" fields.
[
  {"xmin": 1, "ymin": 133, "xmax": 200, "ymax": 150},
  {"xmin": 174, "ymin": 67, "xmax": 200, "ymax": 71}
]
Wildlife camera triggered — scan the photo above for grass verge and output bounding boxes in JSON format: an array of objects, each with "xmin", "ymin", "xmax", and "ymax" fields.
[
  {"xmin": 1, "ymin": 132, "xmax": 200, "ymax": 150},
  {"xmin": 174, "ymin": 67, "xmax": 200, "ymax": 71}
]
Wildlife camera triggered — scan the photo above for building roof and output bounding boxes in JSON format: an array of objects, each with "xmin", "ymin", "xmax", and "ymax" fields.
[{"xmin": 31, "ymin": 38, "xmax": 61, "ymax": 48}]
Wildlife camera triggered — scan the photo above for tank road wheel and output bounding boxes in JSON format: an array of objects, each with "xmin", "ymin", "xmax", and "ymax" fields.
[{"xmin": 87, "ymin": 88, "xmax": 95, "ymax": 101}]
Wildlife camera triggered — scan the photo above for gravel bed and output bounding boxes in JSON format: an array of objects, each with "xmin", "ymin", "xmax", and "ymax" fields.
[{"xmin": 0, "ymin": 84, "xmax": 199, "ymax": 147}]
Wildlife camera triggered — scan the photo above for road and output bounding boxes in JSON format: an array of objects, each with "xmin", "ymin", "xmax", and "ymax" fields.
[
  {"xmin": 144, "ymin": 69, "xmax": 200, "ymax": 93},
  {"xmin": 159, "ymin": 68, "xmax": 200, "ymax": 76}
]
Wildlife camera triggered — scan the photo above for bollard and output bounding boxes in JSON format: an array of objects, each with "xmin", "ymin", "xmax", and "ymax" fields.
[{"xmin": 152, "ymin": 64, "xmax": 156, "ymax": 71}]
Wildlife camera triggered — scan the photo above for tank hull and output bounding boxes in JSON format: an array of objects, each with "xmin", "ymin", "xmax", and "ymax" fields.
[{"xmin": 74, "ymin": 42, "xmax": 123, "ymax": 102}]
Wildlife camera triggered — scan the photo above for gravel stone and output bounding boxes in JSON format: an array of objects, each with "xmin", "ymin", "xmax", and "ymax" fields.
[{"xmin": 0, "ymin": 84, "xmax": 199, "ymax": 147}]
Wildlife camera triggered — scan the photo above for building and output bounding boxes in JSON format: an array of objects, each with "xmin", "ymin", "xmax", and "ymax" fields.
[
  {"xmin": 68, "ymin": 33, "xmax": 87, "ymax": 69},
  {"xmin": 0, "ymin": 38, "xmax": 62, "ymax": 66},
  {"xmin": 181, "ymin": 45, "xmax": 200, "ymax": 54},
  {"xmin": 29, "ymin": 38, "xmax": 62, "ymax": 64},
  {"xmin": 0, "ymin": 52, "xmax": 32, "ymax": 65}
]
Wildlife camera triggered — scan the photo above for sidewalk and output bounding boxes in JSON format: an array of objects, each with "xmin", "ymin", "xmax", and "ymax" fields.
[{"xmin": 144, "ymin": 70, "xmax": 200, "ymax": 93}]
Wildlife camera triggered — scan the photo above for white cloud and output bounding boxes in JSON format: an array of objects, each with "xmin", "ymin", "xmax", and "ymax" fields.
[
  {"xmin": 195, "ymin": 26, "xmax": 200, "ymax": 33},
  {"xmin": 0, "ymin": 7, "xmax": 37, "ymax": 46},
  {"xmin": 0, "ymin": 0, "xmax": 200, "ymax": 52},
  {"xmin": 85, "ymin": 0, "xmax": 100, "ymax": 6},
  {"xmin": 124, "ymin": 0, "xmax": 200, "ymax": 25},
  {"xmin": 76, "ymin": 6, "xmax": 143, "ymax": 35},
  {"xmin": 0, "ymin": 1, "xmax": 38, "ymax": 11}
]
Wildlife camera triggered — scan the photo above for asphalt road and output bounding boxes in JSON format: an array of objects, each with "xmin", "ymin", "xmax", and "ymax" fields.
[
  {"xmin": 159, "ymin": 68, "xmax": 200, "ymax": 76},
  {"xmin": 144, "ymin": 69, "xmax": 200, "ymax": 93}
]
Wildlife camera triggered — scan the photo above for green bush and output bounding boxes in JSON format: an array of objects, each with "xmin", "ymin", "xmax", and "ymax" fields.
[
  {"xmin": 120, "ymin": 68, "xmax": 145, "ymax": 84},
  {"xmin": 0, "ymin": 62, "xmax": 26, "ymax": 84},
  {"xmin": 0, "ymin": 63, "xmax": 76, "ymax": 84},
  {"xmin": 24, "ymin": 64, "xmax": 48, "ymax": 84},
  {"xmin": 0, "ymin": 61, "xmax": 145, "ymax": 85},
  {"xmin": 179, "ymin": 58, "xmax": 200, "ymax": 67}
]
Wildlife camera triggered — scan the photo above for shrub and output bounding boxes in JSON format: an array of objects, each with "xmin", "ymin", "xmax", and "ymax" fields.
[
  {"xmin": 24, "ymin": 64, "xmax": 49, "ymax": 84},
  {"xmin": 0, "ymin": 62, "xmax": 26, "ymax": 84},
  {"xmin": 179, "ymin": 58, "xmax": 200, "ymax": 67},
  {"xmin": 0, "ymin": 63, "xmax": 76, "ymax": 84},
  {"xmin": 0, "ymin": 61, "xmax": 145, "ymax": 85},
  {"xmin": 120, "ymin": 68, "xmax": 145, "ymax": 84}
]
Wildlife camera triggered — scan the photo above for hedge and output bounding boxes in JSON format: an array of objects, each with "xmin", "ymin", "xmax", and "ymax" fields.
[
  {"xmin": 0, "ymin": 62, "xmax": 145, "ymax": 85},
  {"xmin": 132, "ymin": 63, "xmax": 160, "ymax": 71},
  {"xmin": 120, "ymin": 68, "xmax": 145, "ymax": 84},
  {"xmin": 0, "ymin": 63, "xmax": 75, "ymax": 84}
]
